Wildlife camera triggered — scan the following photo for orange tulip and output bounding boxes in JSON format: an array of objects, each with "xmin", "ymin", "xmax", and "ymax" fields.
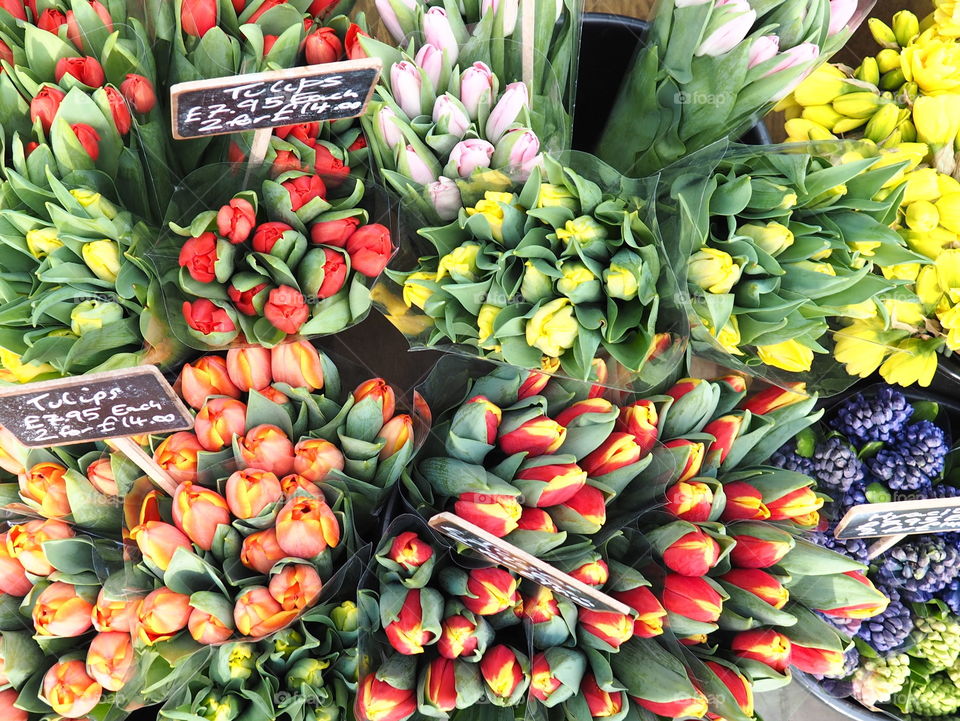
[
  {"xmin": 517, "ymin": 370, "xmax": 550, "ymax": 399},
  {"xmin": 85, "ymin": 457, "xmax": 118, "ymax": 496},
  {"xmin": 353, "ymin": 378, "xmax": 396, "ymax": 422},
  {"xmin": 378, "ymin": 414, "xmax": 413, "ymax": 460},
  {"xmin": 19, "ymin": 461, "xmax": 71, "ymax": 517},
  {"xmin": 226, "ymin": 347, "xmax": 272, "ymax": 391},
  {"xmin": 739, "ymin": 382, "xmax": 806, "ymax": 415},
  {"xmin": 661, "ymin": 574, "xmax": 724, "ymax": 623},
  {"xmin": 233, "ymin": 586, "xmax": 298, "ymax": 636},
  {"xmin": 479, "ymin": 644, "xmax": 527, "ymax": 703},
  {"xmin": 663, "ymin": 440, "xmax": 705, "ymax": 483},
  {"xmin": 386, "ymin": 532, "xmax": 434, "ymax": 572},
  {"xmin": 135, "ymin": 587, "xmax": 191, "ymax": 645},
  {"xmin": 33, "ymin": 581, "xmax": 95, "ymax": 637},
  {"xmin": 731, "ymin": 629, "xmax": 792, "ymax": 672},
  {"xmin": 188, "ymin": 606, "xmax": 235, "ymax": 644},
  {"xmin": 179, "ymin": 355, "xmax": 241, "ymax": 410},
  {"xmin": 721, "ymin": 481, "xmax": 770, "ymax": 521},
  {"xmin": 271, "ymin": 341, "xmax": 324, "ymax": 390},
  {"xmin": 0, "ymin": 688, "xmax": 26, "ymax": 721},
  {"xmin": 172, "ymin": 482, "xmax": 231, "ymax": 551},
  {"xmin": 0, "ymin": 531, "xmax": 31, "ymax": 595},
  {"xmin": 6, "ymin": 519, "xmax": 74, "ymax": 576},
  {"xmin": 633, "ymin": 691, "xmax": 709, "ymax": 719},
  {"xmin": 279, "ymin": 473, "xmax": 324, "ymax": 498},
  {"xmin": 276, "ymin": 496, "xmax": 340, "ymax": 558},
  {"xmin": 241, "ymin": 528, "xmax": 286, "ymax": 574},
  {"xmin": 92, "ymin": 588, "xmax": 136, "ymax": 633},
  {"xmin": 437, "ymin": 614, "xmax": 481, "ymax": 659},
  {"xmin": 153, "ymin": 432, "xmax": 203, "ymax": 484},
  {"xmin": 225, "ymin": 469, "xmax": 283, "ymax": 519},
  {"xmin": 720, "ymin": 569, "xmax": 789, "ymax": 609},
  {"xmin": 238, "ymin": 424, "xmax": 296, "ymax": 476},
  {"xmin": 269, "ymin": 563, "xmax": 323, "ymax": 611},
  {"xmin": 41, "ymin": 659, "xmax": 102, "ymax": 718},
  {"xmin": 292, "ymin": 438, "xmax": 345, "ymax": 482},
  {"xmin": 705, "ymin": 661, "xmax": 754, "ymax": 716},
  {"xmin": 194, "ymin": 397, "xmax": 247, "ymax": 452},
  {"xmin": 766, "ymin": 487, "xmax": 823, "ymax": 522},
  {"xmin": 86, "ymin": 631, "xmax": 134, "ymax": 691},
  {"xmin": 0, "ymin": 426, "xmax": 26, "ymax": 475},
  {"xmin": 130, "ymin": 521, "xmax": 193, "ymax": 571}
]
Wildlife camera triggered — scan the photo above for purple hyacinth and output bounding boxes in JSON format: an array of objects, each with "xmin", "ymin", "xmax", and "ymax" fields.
[
  {"xmin": 875, "ymin": 537, "xmax": 960, "ymax": 602},
  {"xmin": 810, "ymin": 529, "xmax": 870, "ymax": 565},
  {"xmin": 812, "ymin": 437, "xmax": 865, "ymax": 493},
  {"xmin": 867, "ymin": 449, "xmax": 934, "ymax": 493},
  {"xmin": 940, "ymin": 577, "xmax": 960, "ymax": 616},
  {"xmin": 771, "ymin": 440, "xmax": 816, "ymax": 477},
  {"xmin": 830, "ymin": 387, "xmax": 913, "ymax": 445},
  {"xmin": 895, "ymin": 420, "xmax": 949, "ymax": 479},
  {"xmin": 820, "ymin": 611, "xmax": 863, "ymax": 636},
  {"xmin": 856, "ymin": 587, "xmax": 914, "ymax": 653}
]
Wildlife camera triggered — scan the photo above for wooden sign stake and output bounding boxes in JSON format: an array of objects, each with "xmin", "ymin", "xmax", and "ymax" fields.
[
  {"xmin": 429, "ymin": 512, "xmax": 632, "ymax": 615},
  {"xmin": 244, "ymin": 127, "xmax": 273, "ymax": 185},
  {"xmin": 107, "ymin": 437, "xmax": 179, "ymax": 496},
  {"xmin": 521, "ymin": 0, "xmax": 535, "ymax": 94},
  {"xmin": 867, "ymin": 534, "xmax": 904, "ymax": 560}
]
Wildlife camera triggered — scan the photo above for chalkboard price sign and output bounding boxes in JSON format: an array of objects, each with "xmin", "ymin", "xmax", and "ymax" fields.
[
  {"xmin": 0, "ymin": 366, "xmax": 194, "ymax": 447},
  {"xmin": 429, "ymin": 512, "xmax": 632, "ymax": 615},
  {"xmin": 835, "ymin": 498, "xmax": 960, "ymax": 540},
  {"xmin": 170, "ymin": 59, "xmax": 382, "ymax": 139}
]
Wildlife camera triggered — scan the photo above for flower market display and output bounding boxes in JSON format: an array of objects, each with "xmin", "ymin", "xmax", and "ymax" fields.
[{"xmin": 9, "ymin": 0, "xmax": 960, "ymax": 721}]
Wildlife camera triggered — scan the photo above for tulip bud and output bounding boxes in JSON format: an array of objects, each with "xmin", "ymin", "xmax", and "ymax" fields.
[
  {"xmin": 386, "ymin": 531, "xmax": 434, "ymax": 572},
  {"xmin": 353, "ymin": 378, "xmax": 398, "ymax": 422},
  {"xmin": 311, "ymin": 216, "xmax": 360, "ymax": 248},
  {"xmin": 129, "ymin": 520, "xmax": 192, "ymax": 572},
  {"xmin": 33, "ymin": 581, "xmax": 95, "ymax": 637},
  {"xmin": 491, "ymin": 128, "xmax": 540, "ymax": 174},
  {"xmin": 661, "ymin": 574, "xmax": 725, "ymax": 624},
  {"xmin": 153, "ymin": 432, "xmax": 203, "ymax": 484},
  {"xmin": 702, "ymin": 414, "xmax": 744, "ymax": 464},
  {"xmin": 234, "ymin": 586, "xmax": 298, "ymax": 637},
  {"xmin": 356, "ymin": 659, "xmax": 417, "ymax": 721},
  {"xmin": 663, "ymin": 439, "xmax": 705, "ymax": 483},
  {"xmin": 70, "ymin": 299, "xmax": 123, "ymax": 336},
  {"xmin": 421, "ymin": 656, "xmax": 483, "ymax": 713},
  {"xmin": 224, "ymin": 347, "xmax": 271, "ymax": 392},
  {"xmin": 664, "ymin": 480, "xmax": 714, "ymax": 521},
  {"xmin": 614, "ymin": 400, "xmax": 658, "ymax": 455},
  {"xmin": 732, "ymin": 628, "xmax": 792, "ymax": 672},
  {"xmin": 513, "ymin": 460, "xmax": 587, "ymax": 507},
  {"xmin": 293, "ymin": 437, "xmax": 345, "ymax": 482},
  {"xmin": 305, "ymin": 26, "xmax": 343, "ymax": 64},
  {"xmin": 82, "ymin": 456, "xmax": 116, "ymax": 497},
  {"xmin": 375, "ymin": 105, "xmax": 404, "ymax": 149},
  {"xmin": 241, "ymin": 528, "xmax": 286, "ymax": 574},
  {"xmin": 30, "ymin": 85, "xmax": 66, "ymax": 132},
  {"xmin": 276, "ymin": 495, "xmax": 340, "ymax": 558},
  {"xmin": 548, "ymin": 484, "xmax": 606, "ymax": 534},
  {"xmin": 38, "ymin": 7, "xmax": 67, "ymax": 31},
  {"xmin": 19, "ymin": 461, "xmax": 70, "ymax": 518},
  {"xmin": 331, "ymin": 600, "xmax": 359, "ymax": 633},
  {"xmin": 447, "ymin": 139, "xmax": 495, "ymax": 178},
  {"xmin": 86, "ymin": 630, "xmax": 135, "ymax": 691},
  {"xmin": 414, "ymin": 43, "xmax": 445, "ymax": 90},
  {"xmin": 659, "ymin": 527, "xmax": 721, "ymax": 576},
  {"xmin": 390, "ymin": 61, "xmax": 423, "ymax": 120},
  {"xmin": 738, "ymin": 382, "xmax": 806, "ymax": 414},
  {"xmin": 346, "ymin": 223, "xmax": 393, "ymax": 277},
  {"xmin": 0, "ymin": 688, "xmax": 26, "ymax": 721},
  {"xmin": 719, "ymin": 568, "xmax": 789, "ymax": 609},
  {"xmin": 269, "ymin": 340, "xmax": 324, "ymax": 391},
  {"xmin": 384, "ymin": 587, "xmax": 442, "ymax": 654},
  {"xmin": 423, "ymin": 7, "xmax": 460, "ymax": 64},
  {"xmin": 817, "ymin": 571, "xmax": 889, "ymax": 619},
  {"xmin": 766, "ymin": 486, "xmax": 823, "ymax": 523},
  {"xmin": 578, "ymin": 608, "xmax": 634, "ymax": 650},
  {"xmin": 239, "ymin": 424, "xmax": 296, "ymax": 476},
  {"xmin": 181, "ymin": 0, "xmax": 217, "ymax": 36},
  {"xmin": 120, "ymin": 73, "xmax": 157, "ymax": 113},
  {"xmin": 583, "ymin": 672, "xmax": 626, "ymax": 718},
  {"xmin": 498, "ymin": 415, "xmax": 566, "ymax": 456},
  {"xmin": 704, "ymin": 661, "xmax": 754, "ymax": 716},
  {"xmin": 696, "ymin": 0, "xmax": 756, "ymax": 57},
  {"xmin": 6, "ymin": 519, "xmax": 74, "ymax": 576},
  {"xmin": 269, "ymin": 563, "xmax": 323, "ymax": 611},
  {"xmin": 461, "ymin": 568, "xmax": 519, "ymax": 616},
  {"xmin": 633, "ymin": 691, "xmax": 710, "ymax": 719},
  {"xmin": 179, "ymin": 356, "xmax": 241, "ymax": 409},
  {"xmin": 529, "ymin": 648, "xmax": 585, "ymax": 707},
  {"xmin": 460, "ymin": 62, "xmax": 496, "ymax": 119},
  {"xmin": 729, "ymin": 524, "xmax": 795, "ymax": 568},
  {"xmin": 194, "ymin": 397, "xmax": 246, "ymax": 452},
  {"xmin": 581, "ymin": 433, "xmax": 644, "ymax": 477},
  {"xmin": 427, "ymin": 176, "xmax": 462, "ymax": 220},
  {"xmin": 55, "ymin": 56, "xmax": 105, "ymax": 86},
  {"xmin": 188, "ymin": 603, "xmax": 235, "ymax": 644},
  {"xmin": 486, "ymin": 82, "xmax": 528, "ymax": 143},
  {"xmin": 173, "ymin": 481, "xmax": 231, "ymax": 551},
  {"xmin": 41, "ymin": 659, "xmax": 102, "ymax": 719},
  {"xmin": 721, "ymin": 480, "xmax": 770, "ymax": 521},
  {"xmin": 225, "ymin": 469, "xmax": 283, "ymax": 519},
  {"xmin": 480, "ymin": 644, "xmax": 529, "ymax": 706},
  {"xmin": 789, "ymin": 641, "xmax": 845, "ymax": 675},
  {"xmin": 433, "ymin": 94, "xmax": 471, "ymax": 137},
  {"xmin": 453, "ymin": 492, "xmax": 521, "ymax": 536},
  {"xmin": 568, "ymin": 558, "xmax": 608, "ymax": 587},
  {"xmin": 136, "ymin": 587, "xmax": 191, "ymax": 645},
  {"xmin": 608, "ymin": 585, "xmax": 665, "ymax": 637}
]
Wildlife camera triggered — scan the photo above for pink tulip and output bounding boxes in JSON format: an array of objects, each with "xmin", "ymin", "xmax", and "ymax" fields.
[
  {"xmin": 748, "ymin": 35, "xmax": 779, "ymax": 68},
  {"xmin": 376, "ymin": 105, "xmax": 405, "ymax": 149},
  {"xmin": 427, "ymin": 177, "xmax": 462, "ymax": 220},
  {"xmin": 433, "ymin": 94, "xmax": 470, "ymax": 136},
  {"xmin": 481, "ymin": 0, "xmax": 518, "ymax": 34},
  {"xmin": 460, "ymin": 62, "xmax": 496, "ymax": 120},
  {"xmin": 391, "ymin": 61, "xmax": 423, "ymax": 120},
  {"xmin": 402, "ymin": 144, "xmax": 439, "ymax": 184},
  {"xmin": 828, "ymin": 0, "xmax": 856, "ymax": 35},
  {"xmin": 86, "ymin": 631, "xmax": 134, "ymax": 691},
  {"xmin": 696, "ymin": 0, "xmax": 756, "ymax": 57},
  {"xmin": 416, "ymin": 44, "xmax": 445, "ymax": 91},
  {"xmin": 492, "ymin": 128, "xmax": 540, "ymax": 173},
  {"xmin": 375, "ymin": 0, "xmax": 416, "ymax": 42},
  {"xmin": 423, "ymin": 7, "xmax": 459, "ymax": 64},
  {"xmin": 485, "ymin": 82, "xmax": 528, "ymax": 143},
  {"xmin": 448, "ymin": 139, "xmax": 494, "ymax": 177},
  {"xmin": 0, "ymin": 688, "xmax": 26, "ymax": 721},
  {"xmin": 767, "ymin": 41, "xmax": 820, "ymax": 76}
]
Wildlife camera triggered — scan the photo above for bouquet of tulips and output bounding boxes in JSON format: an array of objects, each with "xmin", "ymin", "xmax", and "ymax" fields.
[
  {"xmin": 377, "ymin": 154, "xmax": 686, "ymax": 386},
  {"xmin": 658, "ymin": 141, "xmax": 927, "ymax": 391},
  {"xmin": 595, "ymin": 0, "xmax": 875, "ymax": 176},
  {"xmin": 159, "ymin": 171, "xmax": 395, "ymax": 349},
  {"xmin": 780, "ymin": 5, "xmax": 960, "ymax": 387}
]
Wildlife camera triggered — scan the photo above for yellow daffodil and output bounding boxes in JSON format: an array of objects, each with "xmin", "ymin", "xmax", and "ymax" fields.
[
  {"xmin": 916, "ymin": 265, "xmax": 946, "ymax": 309},
  {"xmin": 882, "ymin": 263, "xmax": 921, "ymax": 282},
  {"xmin": 901, "ymin": 37, "xmax": 960, "ymax": 94},
  {"xmin": 884, "ymin": 299, "xmax": 926, "ymax": 327},
  {"xmin": 833, "ymin": 319, "xmax": 892, "ymax": 378},
  {"xmin": 936, "ymin": 248, "xmax": 960, "ymax": 302},
  {"xmin": 756, "ymin": 339, "xmax": 814, "ymax": 372},
  {"xmin": 936, "ymin": 192, "xmax": 960, "ymax": 233},
  {"xmin": 900, "ymin": 168, "xmax": 942, "ymax": 204},
  {"xmin": 905, "ymin": 201, "xmax": 941, "ymax": 232},
  {"xmin": 879, "ymin": 339, "xmax": 940, "ymax": 387},
  {"xmin": 903, "ymin": 226, "xmax": 957, "ymax": 259},
  {"xmin": 525, "ymin": 298, "xmax": 578, "ymax": 358}
]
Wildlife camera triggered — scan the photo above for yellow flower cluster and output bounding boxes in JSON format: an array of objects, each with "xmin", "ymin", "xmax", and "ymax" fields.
[{"xmin": 780, "ymin": 2, "xmax": 960, "ymax": 386}]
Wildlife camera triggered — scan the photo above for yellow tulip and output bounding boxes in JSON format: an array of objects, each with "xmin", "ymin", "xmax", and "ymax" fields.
[
  {"xmin": 706, "ymin": 316, "xmax": 743, "ymax": 355},
  {"xmin": 900, "ymin": 168, "xmax": 942, "ymax": 204},
  {"xmin": 936, "ymin": 192, "xmax": 960, "ymax": 233},
  {"xmin": 882, "ymin": 263, "xmax": 921, "ymax": 281},
  {"xmin": 884, "ymin": 299, "xmax": 926, "ymax": 327},
  {"xmin": 557, "ymin": 262, "xmax": 597, "ymax": 298},
  {"xmin": 901, "ymin": 38, "xmax": 960, "ymax": 94},
  {"xmin": 916, "ymin": 265, "xmax": 945, "ymax": 309},
  {"xmin": 466, "ymin": 199, "xmax": 508, "ymax": 242},
  {"xmin": 401, "ymin": 271, "xmax": 435, "ymax": 309},
  {"xmin": 833, "ymin": 320, "xmax": 891, "ymax": 378},
  {"xmin": 793, "ymin": 68, "xmax": 853, "ymax": 107},
  {"xmin": 70, "ymin": 300, "xmax": 124, "ymax": 336},
  {"xmin": 905, "ymin": 200, "xmax": 941, "ymax": 232},
  {"xmin": 0, "ymin": 348, "xmax": 57, "ymax": 384},
  {"xmin": 69, "ymin": 189, "xmax": 117, "ymax": 219},
  {"xmin": 436, "ymin": 244, "xmax": 480, "ymax": 282},
  {"xmin": 936, "ymin": 248, "xmax": 960, "ymax": 302},
  {"xmin": 903, "ymin": 227, "xmax": 957, "ymax": 259},
  {"xmin": 536, "ymin": 184, "xmax": 579, "ymax": 211},
  {"xmin": 477, "ymin": 304, "xmax": 503, "ymax": 350},
  {"xmin": 934, "ymin": 1, "xmax": 960, "ymax": 38},
  {"xmin": 25, "ymin": 227, "xmax": 63, "ymax": 259},
  {"xmin": 525, "ymin": 298, "xmax": 578, "ymax": 358},
  {"xmin": 879, "ymin": 339, "xmax": 939, "ymax": 387},
  {"xmin": 913, "ymin": 95, "xmax": 960, "ymax": 146},
  {"xmin": 791, "ymin": 260, "xmax": 837, "ymax": 276},
  {"xmin": 604, "ymin": 263, "xmax": 639, "ymax": 301},
  {"xmin": 521, "ymin": 261, "xmax": 554, "ymax": 303},
  {"xmin": 849, "ymin": 241, "xmax": 882, "ymax": 257},
  {"xmin": 688, "ymin": 248, "xmax": 741, "ymax": 295},
  {"xmin": 738, "ymin": 222, "xmax": 794, "ymax": 256},
  {"xmin": 555, "ymin": 216, "xmax": 607, "ymax": 247},
  {"xmin": 756, "ymin": 339, "xmax": 814, "ymax": 373},
  {"xmin": 81, "ymin": 240, "xmax": 121, "ymax": 283}
]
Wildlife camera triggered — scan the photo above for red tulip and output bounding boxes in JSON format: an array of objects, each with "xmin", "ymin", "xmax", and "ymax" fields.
[
  {"xmin": 130, "ymin": 520, "xmax": 193, "ymax": 572},
  {"xmin": 214, "ymin": 198, "xmax": 255, "ymax": 243},
  {"xmin": 72, "ymin": 123, "xmax": 100, "ymax": 160},
  {"xmin": 310, "ymin": 217, "xmax": 360, "ymax": 247},
  {"xmin": 344, "ymin": 23, "xmax": 368, "ymax": 60},
  {"xmin": 317, "ymin": 247, "xmax": 349, "ymax": 298},
  {"xmin": 720, "ymin": 569, "xmax": 789, "ymax": 609},
  {"xmin": 728, "ymin": 530, "xmax": 793, "ymax": 568},
  {"xmin": 612, "ymin": 586, "xmax": 666, "ymax": 637},
  {"xmin": 517, "ymin": 370, "xmax": 550, "ymax": 399},
  {"xmin": 264, "ymin": 285, "xmax": 310, "ymax": 334},
  {"xmin": 275, "ymin": 123, "xmax": 320, "ymax": 143},
  {"xmin": 664, "ymin": 439, "xmax": 705, "ymax": 483},
  {"xmin": 269, "ymin": 563, "xmax": 323, "ymax": 611},
  {"xmin": 41, "ymin": 659, "xmax": 101, "ymax": 719},
  {"xmin": 228, "ymin": 281, "xmax": 269, "ymax": 315},
  {"xmin": 6, "ymin": 519, "xmax": 73, "ymax": 576},
  {"xmin": 178, "ymin": 232, "xmax": 219, "ymax": 283},
  {"xmin": 194, "ymin": 397, "xmax": 246, "ymax": 451},
  {"xmin": 30, "ymin": 86, "xmax": 65, "ymax": 132},
  {"xmin": 664, "ymin": 480, "xmax": 714, "ymax": 522},
  {"xmin": 54, "ymin": 56, "xmax": 105, "ymax": 86},
  {"xmin": 480, "ymin": 645, "xmax": 527, "ymax": 702},
  {"xmin": 666, "ymin": 378, "xmax": 702, "ymax": 401},
  {"xmin": 385, "ymin": 588, "xmax": 437, "ymax": 654},
  {"xmin": 716, "ymin": 374, "xmax": 748, "ymax": 393},
  {"xmin": 704, "ymin": 661, "xmax": 754, "ymax": 716},
  {"xmin": 789, "ymin": 642, "xmax": 844, "ymax": 675},
  {"xmin": 233, "ymin": 586, "xmax": 298, "ymax": 637},
  {"xmin": 37, "ymin": 7, "xmax": 66, "ymax": 31},
  {"xmin": 0, "ymin": 689, "xmax": 25, "ymax": 721},
  {"xmin": 353, "ymin": 379, "xmax": 397, "ymax": 422},
  {"xmin": 422, "ymin": 657, "xmax": 458, "ymax": 713},
  {"xmin": 86, "ymin": 630, "xmax": 134, "ymax": 691},
  {"xmin": 0, "ymin": 0, "xmax": 25, "ymax": 19},
  {"xmin": 553, "ymin": 485, "xmax": 606, "ymax": 530},
  {"xmin": 518, "ymin": 584, "xmax": 560, "ymax": 623},
  {"xmin": 581, "ymin": 433, "xmax": 643, "ymax": 476},
  {"xmin": 615, "ymin": 400, "xmax": 659, "ymax": 455},
  {"xmin": 817, "ymin": 571, "xmax": 889, "ymax": 619},
  {"xmin": 498, "ymin": 416, "xmax": 566, "ymax": 456},
  {"xmin": 247, "ymin": 0, "xmax": 284, "ymax": 22},
  {"xmin": 282, "ymin": 174, "xmax": 326, "ymax": 211},
  {"xmin": 313, "ymin": 145, "xmax": 350, "ymax": 186},
  {"xmin": 662, "ymin": 528, "xmax": 721, "ymax": 576},
  {"xmin": 515, "ymin": 507, "xmax": 558, "ymax": 533},
  {"xmin": 153, "ymin": 431, "xmax": 203, "ymax": 484},
  {"xmin": 120, "ymin": 73, "xmax": 157, "ymax": 113},
  {"xmin": 387, "ymin": 531, "xmax": 434, "ymax": 571},
  {"xmin": 529, "ymin": 653, "xmax": 562, "ymax": 703},
  {"xmin": 241, "ymin": 528, "xmax": 286, "ymax": 574},
  {"xmin": 721, "ymin": 481, "xmax": 770, "ymax": 521},
  {"xmin": 346, "ymin": 223, "xmax": 393, "ymax": 277},
  {"xmin": 514, "ymin": 461, "xmax": 586, "ymax": 507},
  {"xmin": 356, "ymin": 673, "xmax": 416, "ymax": 721},
  {"xmin": 188, "ymin": 606, "xmax": 234, "ymax": 643},
  {"xmin": 252, "ymin": 221, "xmax": 294, "ymax": 253},
  {"xmin": 554, "ymin": 398, "xmax": 614, "ymax": 427},
  {"xmin": 33, "ymin": 581, "xmax": 94, "ymax": 637},
  {"xmin": 732, "ymin": 629, "xmax": 792, "ymax": 672},
  {"xmin": 272, "ymin": 149, "xmax": 303, "ymax": 175},
  {"xmin": 438, "ymin": 613, "xmax": 480, "ymax": 659},
  {"xmin": 578, "ymin": 608, "xmax": 634, "ymax": 649},
  {"xmin": 583, "ymin": 673, "xmax": 624, "ymax": 718},
  {"xmin": 66, "ymin": 2, "xmax": 113, "ymax": 50},
  {"xmin": 305, "ymin": 26, "xmax": 343, "ymax": 64},
  {"xmin": 135, "ymin": 587, "xmax": 191, "ymax": 645},
  {"xmin": 568, "ymin": 559, "xmax": 608, "ymax": 587},
  {"xmin": 739, "ymin": 382, "xmax": 807, "ymax": 414},
  {"xmin": 462, "ymin": 567, "xmax": 519, "ymax": 615},
  {"xmin": 226, "ymin": 346, "xmax": 272, "ymax": 391},
  {"xmin": 181, "ymin": 0, "xmax": 217, "ymax": 37},
  {"xmin": 454, "ymin": 492, "xmax": 522, "ymax": 537},
  {"xmin": 462, "ymin": 395, "xmax": 502, "ymax": 444},
  {"xmin": 172, "ymin": 481, "xmax": 231, "ymax": 550},
  {"xmin": 308, "ymin": 0, "xmax": 338, "ymax": 15},
  {"xmin": 182, "ymin": 299, "xmax": 237, "ymax": 335},
  {"xmin": 661, "ymin": 574, "xmax": 723, "ymax": 623},
  {"xmin": 633, "ymin": 691, "xmax": 709, "ymax": 719},
  {"xmin": 766, "ymin": 487, "xmax": 823, "ymax": 523},
  {"xmin": 276, "ymin": 495, "xmax": 340, "ymax": 557},
  {"xmin": 239, "ymin": 424, "xmax": 296, "ymax": 476},
  {"xmin": 179, "ymin": 355, "xmax": 241, "ymax": 409},
  {"xmin": 703, "ymin": 414, "xmax": 744, "ymax": 463}
]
